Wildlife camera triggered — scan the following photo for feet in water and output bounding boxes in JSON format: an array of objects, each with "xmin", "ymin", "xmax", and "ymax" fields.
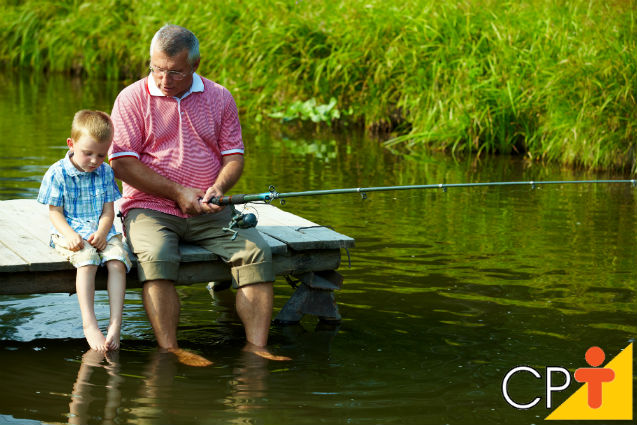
[
  {"xmin": 166, "ymin": 348, "xmax": 213, "ymax": 367},
  {"xmin": 105, "ymin": 324, "xmax": 121, "ymax": 351},
  {"xmin": 243, "ymin": 342, "xmax": 291, "ymax": 361},
  {"xmin": 160, "ymin": 345, "xmax": 289, "ymax": 366},
  {"xmin": 83, "ymin": 325, "xmax": 107, "ymax": 352}
]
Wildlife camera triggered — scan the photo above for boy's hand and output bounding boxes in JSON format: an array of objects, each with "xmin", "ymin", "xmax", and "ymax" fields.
[
  {"xmin": 87, "ymin": 232, "xmax": 107, "ymax": 251},
  {"xmin": 65, "ymin": 233, "xmax": 85, "ymax": 252}
]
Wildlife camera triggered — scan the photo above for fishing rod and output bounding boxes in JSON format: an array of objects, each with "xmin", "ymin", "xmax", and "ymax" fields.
[
  {"xmin": 213, "ymin": 179, "xmax": 636, "ymax": 237},
  {"xmin": 210, "ymin": 179, "xmax": 637, "ymax": 206}
]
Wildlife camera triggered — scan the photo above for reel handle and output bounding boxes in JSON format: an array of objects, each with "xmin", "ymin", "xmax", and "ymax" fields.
[{"xmin": 208, "ymin": 194, "xmax": 246, "ymax": 206}]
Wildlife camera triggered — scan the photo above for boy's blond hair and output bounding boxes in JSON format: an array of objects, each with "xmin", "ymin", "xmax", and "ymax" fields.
[{"xmin": 71, "ymin": 110, "xmax": 114, "ymax": 144}]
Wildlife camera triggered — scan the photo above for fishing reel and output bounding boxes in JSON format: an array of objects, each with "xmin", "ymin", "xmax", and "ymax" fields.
[{"xmin": 223, "ymin": 210, "xmax": 258, "ymax": 240}]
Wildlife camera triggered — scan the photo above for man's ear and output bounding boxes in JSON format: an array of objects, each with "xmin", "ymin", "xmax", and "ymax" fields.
[{"xmin": 192, "ymin": 58, "xmax": 200, "ymax": 73}]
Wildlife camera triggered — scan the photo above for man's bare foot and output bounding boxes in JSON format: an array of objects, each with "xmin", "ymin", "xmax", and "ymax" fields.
[
  {"xmin": 105, "ymin": 324, "xmax": 121, "ymax": 351},
  {"xmin": 83, "ymin": 326, "xmax": 107, "ymax": 351},
  {"xmin": 242, "ymin": 343, "xmax": 291, "ymax": 361},
  {"xmin": 165, "ymin": 348, "xmax": 213, "ymax": 367}
]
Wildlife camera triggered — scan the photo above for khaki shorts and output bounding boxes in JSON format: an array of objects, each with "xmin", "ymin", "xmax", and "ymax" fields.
[
  {"xmin": 124, "ymin": 208, "xmax": 274, "ymax": 288},
  {"xmin": 52, "ymin": 234, "xmax": 132, "ymax": 271}
]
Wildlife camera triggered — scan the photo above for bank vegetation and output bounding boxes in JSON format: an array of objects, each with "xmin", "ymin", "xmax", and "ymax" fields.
[{"xmin": 0, "ymin": 0, "xmax": 635, "ymax": 171}]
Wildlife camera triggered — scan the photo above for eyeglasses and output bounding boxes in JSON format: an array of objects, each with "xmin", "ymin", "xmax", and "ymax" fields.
[{"xmin": 149, "ymin": 65, "xmax": 191, "ymax": 81}]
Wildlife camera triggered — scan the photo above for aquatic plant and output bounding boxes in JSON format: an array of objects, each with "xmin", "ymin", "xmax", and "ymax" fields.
[{"xmin": 268, "ymin": 97, "xmax": 350, "ymax": 124}]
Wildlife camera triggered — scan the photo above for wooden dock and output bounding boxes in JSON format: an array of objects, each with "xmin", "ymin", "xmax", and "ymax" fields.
[{"xmin": 0, "ymin": 199, "xmax": 355, "ymax": 324}]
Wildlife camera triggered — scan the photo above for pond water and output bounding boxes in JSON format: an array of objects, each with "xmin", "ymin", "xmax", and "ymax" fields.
[{"xmin": 0, "ymin": 72, "xmax": 635, "ymax": 425}]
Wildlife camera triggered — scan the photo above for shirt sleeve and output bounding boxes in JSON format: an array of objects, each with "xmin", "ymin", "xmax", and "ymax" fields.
[
  {"xmin": 102, "ymin": 164, "xmax": 121, "ymax": 203},
  {"xmin": 37, "ymin": 165, "xmax": 64, "ymax": 207},
  {"xmin": 218, "ymin": 89, "xmax": 244, "ymax": 156},
  {"xmin": 109, "ymin": 83, "xmax": 145, "ymax": 161}
]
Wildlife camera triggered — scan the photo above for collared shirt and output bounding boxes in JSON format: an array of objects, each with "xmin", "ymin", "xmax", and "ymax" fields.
[
  {"xmin": 37, "ymin": 151, "xmax": 122, "ymax": 241},
  {"xmin": 108, "ymin": 73, "xmax": 244, "ymax": 218}
]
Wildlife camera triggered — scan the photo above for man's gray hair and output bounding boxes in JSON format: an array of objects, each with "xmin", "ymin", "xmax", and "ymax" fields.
[{"xmin": 150, "ymin": 25, "xmax": 200, "ymax": 66}]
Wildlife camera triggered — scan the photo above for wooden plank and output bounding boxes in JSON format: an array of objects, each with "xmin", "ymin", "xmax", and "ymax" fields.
[
  {"xmin": 0, "ymin": 200, "xmax": 286, "ymax": 266},
  {"xmin": 1, "ymin": 200, "xmax": 351, "ymax": 251},
  {"xmin": 1, "ymin": 199, "xmax": 53, "ymax": 245},
  {"xmin": 272, "ymin": 249, "xmax": 342, "ymax": 276},
  {"xmin": 0, "ymin": 200, "xmax": 349, "ymax": 274},
  {"xmin": 260, "ymin": 233, "xmax": 287, "ymax": 255},
  {"xmin": 0, "ymin": 249, "xmax": 342, "ymax": 295},
  {"xmin": 0, "ymin": 241, "xmax": 29, "ymax": 272},
  {"xmin": 250, "ymin": 203, "xmax": 355, "ymax": 250},
  {"xmin": 0, "ymin": 203, "xmax": 72, "ymax": 271}
]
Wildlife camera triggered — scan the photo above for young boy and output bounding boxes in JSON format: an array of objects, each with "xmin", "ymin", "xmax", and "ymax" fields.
[{"xmin": 38, "ymin": 110, "xmax": 131, "ymax": 352}]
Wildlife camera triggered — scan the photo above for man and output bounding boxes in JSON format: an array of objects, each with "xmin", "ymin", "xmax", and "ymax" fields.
[{"xmin": 109, "ymin": 24, "xmax": 286, "ymax": 365}]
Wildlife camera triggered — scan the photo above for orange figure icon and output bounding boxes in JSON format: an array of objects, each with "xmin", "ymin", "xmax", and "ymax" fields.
[{"xmin": 574, "ymin": 346, "xmax": 615, "ymax": 409}]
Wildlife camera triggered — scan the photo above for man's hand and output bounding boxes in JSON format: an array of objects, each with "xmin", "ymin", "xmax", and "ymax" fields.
[
  {"xmin": 87, "ymin": 232, "xmax": 108, "ymax": 251},
  {"xmin": 201, "ymin": 185, "xmax": 225, "ymax": 214},
  {"xmin": 175, "ymin": 186, "xmax": 206, "ymax": 216}
]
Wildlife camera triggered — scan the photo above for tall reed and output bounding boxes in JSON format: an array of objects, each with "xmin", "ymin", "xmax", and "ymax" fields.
[{"xmin": 0, "ymin": 0, "xmax": 634, "ymax": 170}]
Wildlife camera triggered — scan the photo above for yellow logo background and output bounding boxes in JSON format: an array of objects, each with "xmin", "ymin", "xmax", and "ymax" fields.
[{"xmin": 546, "ymin": 343, "xmax": 633, "ymax": 420}]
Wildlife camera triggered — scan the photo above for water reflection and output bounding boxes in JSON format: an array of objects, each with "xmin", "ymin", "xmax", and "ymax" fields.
[
  {"xmin": 68, "ymin": 350, "xmax": 123, "ymax": 425},
  {"xmin": 134, "ymin": 350, "xmax": 182, "ymax": 424},
  {"xmin": 225, "ymin": 350, "xmax": 270, "ymax": 411},
  {"xmin": 64, "ymin": 344, "xmax": 296, "ymax": 424}
]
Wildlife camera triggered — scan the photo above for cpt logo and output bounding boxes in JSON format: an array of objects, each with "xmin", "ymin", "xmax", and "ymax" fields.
[{"xmin": 502, "ymin": 343, "xmax": 633, "ymax": 420}]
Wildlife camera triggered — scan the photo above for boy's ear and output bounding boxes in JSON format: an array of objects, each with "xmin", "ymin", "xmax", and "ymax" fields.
[{"xmin": 66, "ymin": 138, "xmax": 74, "ymax": 149}]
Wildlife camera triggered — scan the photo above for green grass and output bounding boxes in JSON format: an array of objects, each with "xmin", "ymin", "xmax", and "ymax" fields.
[{"xmin": 0, "ymin": 0, "xmax": 635, "ymax": 171}]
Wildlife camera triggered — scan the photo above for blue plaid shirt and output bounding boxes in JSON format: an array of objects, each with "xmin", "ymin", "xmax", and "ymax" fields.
[{"xmin": 37, "ymin": 151, "xmax": 122, "ymax": 242}]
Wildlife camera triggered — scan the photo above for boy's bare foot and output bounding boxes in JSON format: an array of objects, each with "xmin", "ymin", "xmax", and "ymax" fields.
[
  {"xmin": 82, "ymin": 348, "xmax": 107, "ymax": 366},
  {"xmin": 105, "ymin": 324, "xmax": 121, "ymax": 351},
  {"xmin": 242, "ymin": 343, "xmax": 291, "ymax": 361},
  {"xmin": 83, "ymin": 326, "xmax": 107, "ymax": 351},
  {"xmin": 166, "ymin": 348, "xmax": 213, "ymax": 367}
]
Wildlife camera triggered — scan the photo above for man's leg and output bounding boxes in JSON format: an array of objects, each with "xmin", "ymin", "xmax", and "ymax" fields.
[
  {"xmin": 142, "ymin": 279, "xmax": 180, "ymax": 350},
  {"xmin": 188, "ymin": 211, "xmax": 289, "ymax": 360},
  {"xmin": 125, "ymin": 209, "xmax": 212, "ymax": 366},
  {"xmin": 236, "ymin": 282, "xmax": 290, "ymax": 361},
  {"xmin": 235, "ymin": 282, "xmax": 273, "ymax": 347},
  {"xmin": 143, "ymin": 279, "xmax": 212, "ymax": 366}
]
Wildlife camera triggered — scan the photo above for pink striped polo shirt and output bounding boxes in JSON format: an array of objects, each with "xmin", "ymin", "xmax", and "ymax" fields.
[{"xmin": 108, "ymin": 73, "xmax": 244, "ymax": 218}]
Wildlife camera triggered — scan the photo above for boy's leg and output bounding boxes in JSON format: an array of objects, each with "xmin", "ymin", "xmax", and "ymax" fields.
[
  {"xmin": 100, "ymin": 236, "xmax": 131, "ymax": 351},
  {"xmin": 104, "ymin": 260, "xmax": 126, "ymax": 350},
  {"xmin": 76, "ymin": 265, "xmax": 106, "ymax": 351},
  {"xmin": 53, "ymin": 235, "xmax": 106, "ymax": 351}
]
